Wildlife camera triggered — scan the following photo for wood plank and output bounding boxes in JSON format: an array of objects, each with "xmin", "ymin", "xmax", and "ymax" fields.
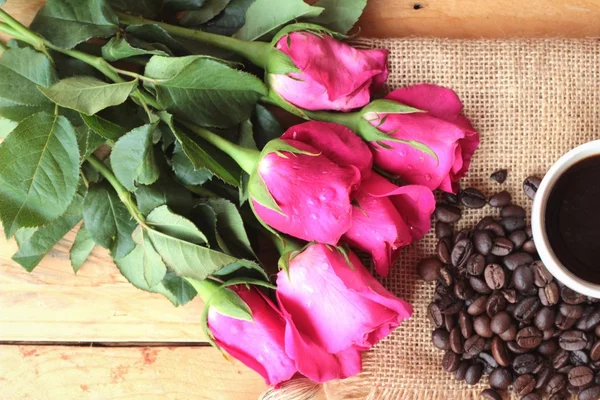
[{"xmin": 0, "ymin": 345, "xmax": 266, "ymax": 400}]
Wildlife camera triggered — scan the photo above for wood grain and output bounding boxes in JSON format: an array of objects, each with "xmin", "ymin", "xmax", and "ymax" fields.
[{"xmin": 0, "ymin": 345, "xmax": 265, "ymax": 400}]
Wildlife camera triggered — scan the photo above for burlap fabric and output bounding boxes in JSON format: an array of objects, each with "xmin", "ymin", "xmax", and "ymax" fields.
[{"xmin": 323, "ymin": 38, "xmax": 600, "ymax": 400}]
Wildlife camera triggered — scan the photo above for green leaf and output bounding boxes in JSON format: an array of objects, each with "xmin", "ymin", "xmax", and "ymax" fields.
[
  {"xmin": 202, "ymin": 0, "xmax": 255, "ymax": 36},
  {"xmin": 211, "ymin": 259, "xmax": 268, "ymax": 280},
  {"xmin": 205, "ymin": 198, "xmax": 256, "ymax": 259},
  {"xmin": 161, "ymin": 271, "xmax": 197, "ymax": 306},
  {"xmin": 0, "ymin": 113, "xmax": 79, "ymax": 238},
  {"xmin": 12, "ymin": 193, "xmax": 83, "ymax": 272},
  {"xmin": 110, "ymin": 124, "xmax": 160, "ymax": 191},
  {"xmin": 209, "ymin": 287, "xmax": 253, "ymax": 321},
  {"xmin": 362, "ymin": 99, "xmax": 423, "ymax": 116},
  {"xmin": 31, "ymin": 0, "xmax": 119, "ymax": 49},
  {"xmin": 307, "ymin": 0, "xmax": 366, "ymax": 34},
  {"xmin": 234, "ymin": 0, "xmax": 323, "ymax": 41},
  {"xmin": 82, "ymin": 182, "xmax": 137, "ymax": 259},
  {"xmin": 0, "ymin": 117, "xmax": 17, "ymax": 139},
  {"xmin": 76, "ymin": 125, "xmax": 106, "ymax": 163},
  {"xmin": 164, "ymin": 0, "xmax": 208, "ymax": 10},
  {"xmin": 145, "ymin": 56, "xmax": 266, "ymax": 128},
  {"xmin": 237, "ymin": 119, "xmax": 258, "ymax": 151},
  {"xmin": 0, "ymin": 100, "xmax": 54, "ymax": 123},
  {"xmin": 70, "ymin": 224, "xmax": 96, "ymax": 273},
  {"xmin": 136, "ymin": 178, "xmax": 194, "ymax": 217},
  {"xmin": 0, "ymin": 47, "xmax": 58, "ymax": 107},
  {"xmin": 81, "ymin": 113, "xmax": 129, "ymax": 142},
  {"xmin": 126, "ymin": 24, "xmax": 190, "ymax": 55},
  {"xmin": 108, "ymin": 0, "xmax": 163, "ymax": 18},
  {"xmin": 160, "ymin": 112, "xmax": 241, "ymax": 186},
  {"xmin": 39, "ymin": 77, "xmax": 138, "ymax": 116},
  {"xmin": 101, "ymin": 37, "xmax": 171, "ymax": 62},
  {"xmin": 171, "ymin": 142, "xmax": 213, "ymax": 186},
  {"xmin": 251, "ymin": 104, "xmax": 283, "ymax": 149},
  {"xmin": 179, "ymin": 0, "xmax": 231, "ymax": 26},
  {"xmin": 145, "ymin": 205, "xmax": 208, "ymax": 245},
  {"xmin": 115, "ymin": 231, "xmax": 167, "ymax": 290},
  {"xmin": 220, "ymin": 277, "xmax": 275, "ymax": 290},
  {"xmin": 53, "ymin": 51, "xmax": 102, "ymax": 79}
]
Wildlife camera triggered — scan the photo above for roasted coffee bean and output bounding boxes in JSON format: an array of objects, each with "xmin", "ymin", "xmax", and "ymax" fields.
[
  {"xmin": 491, "ymin": 237, "xmax": 514, "ymax": 256},
  {"xmin": 467, "ymin": 254, "xmax": 486, "ymax": 276},
  {"xmin": 514, "ymin": 374, "xmax": 536, "ymax": 397},
  {"xmin": 544, "ymin": 327, "xmax": 558, "ymax": 340},
  {"xmin": 445, "ymin": 192, "xmax": 459, "ymax": 205},
  {"xmin": 508, "ymin": 340, "xmax": 530, "ymax": 354},
  {"xmin": 513, "ymin": 353, "xmax": 540, "ymax": 374},
  {"xmin": 559, "ymin": 330, "xmax": 589, "ymax": 351},
  {"xmin": 491, "ymin": 336, "xmax": 512, "ymax": 367},
  {"xmin": 596, "ymin": 325, "xmax": 600, "ymax": 337},
  {"xmin": 470, "ymin": 276, "xmax": 493, "ymax": 295},
  {"xmin": 553, "ymin": 349, "xmax": 570, "ymax": 369},
  {"xmin": 436, "ymin": 238, "xmax": 452, "ymax": 264},
  {"xmin": 571, "ymin": 350, "xmax": 590, "ymax": 366},
  {"xmin": 452, "ymin": 238, "xmax": 474, "ymax": 268},
  {"xmin": 491, "ymin": 169, "xmax": 508, "ymax": 184},
  {"xmin": 418, "ymin": 258, "xmax": 442, "ymax": 281},
  {"xmin": 504, "ymin": 252, "xmax": 534, "ymax": 271},
  {"xmin": 499, "ymin": 216, "xmax": 526, "ymax": 232},
  {"xmin": 484, "ymin": 222, "xmax": 506, "ymax": 237},
  {"xmin": 501, "ymin": 288, "xmax": 518, "ymax": 304},
  {"xmin": 513, "ymin": 265, "xmax": 534, "ymax": 292},
  {"xmin": 514, "ymin": 297, "xmax": 541, "ymax": 321},
  {"xmin": 489, "ymin": 190, "xmax": 511, "ymax": 207},
  {"xmin": 579, "ymin": 385, "xmax": 600, "ymax": 400},
  {"xmin": 536, "ymin": 365, "xmax": 553, "ymax": 389},
  {"xmin": 442, "ymin": 351, "xmax": 461, "ymax": 372},
  {"xmin": 577, "ymin": 308, "xmax": 600, "ymax": 331},
  {"xmin": 555, "ymin": 313, "xmax": 578, "ymax": 331},
  {"xmin": 538, "ymin": 339, "xmax": 559, "ymax": 357},
  {"xmin": 523, "ymin": 239, "xmax": 537, "ymax": 254},
  {"xmin": 500, "ymin": 323, "xmax": 518, "ymax": 342},
  {"xmin": 428, "ymin": 303, "xmax": 445, "ymax": 328},
  {"xmin": 484, "ymin": 264, "xmax": 505, "ymax": 290},
  {"xmin": 480, "ymin": 388, "xmax": 502, "ymax": 400},
  {"xmin": 546, "ymin": 373, "xmax": 567, "ymax": 396},
  {"xmin": 473, "ymin": 230, "xmax": 493, "ymax": 256},
  {"xmin": 455, "ymin": 360, "xmax": 470, "ymax": 381},
  {"xmin": 560, "ymin": 303, "xmax": 585, "ymax": 319},
  {"xmin": 501, "ymin": 204, "xmax": 527, "ymax": 218},
  {"xmin": 531, "ymin": 261, "xmax": 553, "ymax": 287},
  {"xmin": 491, "ymin": 312, "xmax": 512, "ymax": 335},
  {"xmin": 464, "ymin": 335, "xmax": 486, "ymax": 359},
  {"xmin": 524, "ymin": 176, "xmax": 542, "ymax": 200},
  {"xmin": 486, "ymin": 293, "xmax": 507, "ymax": 317},
  {"xmin": 444, "ymin": 313, "xmax": 456, "ymax": 331},
  {"xmin": 461, "ymin": 188, "xmax": 487, "ymax": 208},
  {"xmin": 454, "ymin": 280, "xmax": 475, "ymax": 301},
  {"xmin": 474, "ymin": 315, "xmax": 493, "ymax": 338},
  {"xmin": 478, "ymin": 351, "xmax": 499, "ymax": 369},
  {"xmin": 591, "ymin": 341, "xmax": 600, "ymax": 361},
  {"xmin": 561, "ymin": 286, "xmax": 587, "ymax": 305},
  {"xmin": 509, "ymin": 230, "xmax": 528, "ymax": 250},
  {"xmin": 534, "ymin": 307, "xmax": 556, "ymax": 331},
  {"xmin": 459, "ymin": 311, "xmax": 474, "ymax": 338},
  {"xmin": 465, "ymin": 363, "xmax": 483, "ymax": 385},
  {"xmin": 521, "ymin": 394, "xmax": 541, "ymax": 400},
  {"xmin": 454, "ymin": 229, "xmax": 472, "ymax": 245},
  {"xmin": 449, "ymin": 327, "xmax": 463, "ymax": 354},
  {"xmin": 435, "ymin": 222, "xmax": 454, "ymax": 239},
  {"xmin": 517, "ymin": 326, "xmax": 543, "ymax": 349},
  {"xmin": 432, "ymin": 328, "xmax": 450, "ymax": 350},
  {"xmin": 489, "ymin": 367, "xmax": 512, "ymax": 389},
  {"xmin": 468, "ymin": 296, "xmax": 489, "ymax": 316},
  {"xmin": 435, "ymin": 203, "xmax": 462, "ymax": 223},
  {"xmin": 549, "ymin": 393, "xmax": 568, "ymax": 400},
  {"xmin": 438, "ymin": 266, "xmax": 454, "ymax": 287},
  {"xmin": 540, "ymin": 282, "xmax": 560, "ymax": 306},
  {"xmin": 476, "ymin": 216, "xmax": 496, "ymax": 231}
]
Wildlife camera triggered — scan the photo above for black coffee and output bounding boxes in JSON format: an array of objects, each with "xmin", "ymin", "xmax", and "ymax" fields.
[{"xmin": 546, "ymin": 155, "xmax": 600, "ymax": 284}]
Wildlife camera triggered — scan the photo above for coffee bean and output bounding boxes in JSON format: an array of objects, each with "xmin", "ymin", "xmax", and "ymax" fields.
[
  {"xmin": 560, "ymin": 303, "xmax": 585, "ymax": 319},
  {"xmin": 553, "ymin": 349, "xmax": 570, "ymax": 369},
  {"xmin": 513, "ymin": 265, "xmax": 534, "ymax": 292},
  {"xmin": 596, "ymin": 324, "xmax": 600, "ymax": 337},
  {"xmin": 499, "ymin": 216, "xmax": 526, "ymax": 232},
  {"xmin": 514, "ymin": 297, "xmax": 541, "ymax": 321},
  {"xmin": 534, "ymin": 307, "xmax": 556, "ymax": 331},
  {"xmin": 474, "ymin": 315, "xmax": 493, "ymax": 338},
  {"xmin": 476, "ymin": 216, "xmax": 496, "ymax": 231},
  {"xmin": 435, "ymin": 203, "xmax": 462, "ymax": 223},
  {"xmin": 465, "ymin": 363, "xmax": 483, "ymax": 385},
  {"xmin": 428, "ymin": 303, "xmax": 445, "ymax": 329},
  {"xmin": 484, "ymin": 264, "xmax": 505, "ymax": 290},
  {"xmin": 455, "ymin": 360, "xmax": 470, "ymax": 381},
  {"xmin": 521, "ymin": 394, "xmax": 541, "ymax": 400},
  {"xmin": 468, "ymin": 296, "xmax": 489, "ymax": 316},
  {"xmin": 444, "ymin": 313, "xmax": 456, "ymax": 331},
  {"xmin": 531, "ymin": 261, "xmax": 553, "ymax": 287},
  {"xmin": 438, "ymin": 265, "xmax": 454, "ymax": 287},
  {"xmin": 536, "ymin": 365, "xmax": 553, "ymax": 389},
  {"xmin": 549, "ymin": 393, "xmax": 568, "ymax": 400},
  {"xmin": 491, "ymin": 169, "xmax": 508, "ymax": 184},
  {"xmin": 577, "ymin": 308, "xmax": 600, "ymax": 331},
  {"xmin": 454, "ymin": 279, "xmax": 475, "ymax": 301},
  {"xmin": 491, "ymin": 336, "xmax": 512, "ymax": 367},
  {"xmin": 501, "ymin": 204, "xmax": 526, "ymax": 218},
  {"xmin": 467, "ymin": 254, "xmax": 486, "ymax": 276},
  {"xmin": 546, "ymin": 373, "xmax": 567, "ymax": 396},
  {"xmin": 540, "ymin": 282, "xmax": 560, "ymax": 306},
  {"xmin": 555, "ymin": 313, "xmax": 578, "ymax": 331},
  {"xmin": 523, "ymin": 239, "xmax": 537, "ymax": 254},
  {"xmin": 491, "ymin": 237, "xmax": 514, "ymax": 256},
  {"xmin": 473, "ymin": 230, "xmax": 493, "ymax": 256},
  {"xmin": 436, "ymin": 238, "xmax": 452, "ymax": 264},
  {"xmin": 486, "ymin": 293, "xmax": 507, "ymax": 317},
  {"xmin": 489, "ymin": 190, "xmax": 511, "ymax": 207},
  {"xmin": 438, "ymin": 296, "xmax": 462, "ymax": 316},
  {"xmin": 517, "ymin": 326, "xmax": 543, "ymax": 349},
  {"xmin": 508, "ymin": 340, "xmax": 530, "ymax": 354},
  {"xmin": 501, "ymin": 288, "xmax": 518, "ymax": 304},
  {"xmin": 579, "ymin": 385, "xmax": 600, "ymax": 400},
  {"xmin": 489, "ymin": 367, "xmax": 512, "ymax": 389},
  {"xmin": 491, "ymin": 312, "xmax": 512, "ymax": 334},
  {"xmin": 538, "ymin": 339, "xmax": 559, "ymax": 357},
  {"xmin": 461, "ymin": 188, "xmax": 487, "ymax": 208},
  {"xmin": 561, "ymin": 285, "xmax": 587, "ymax": 305},
  {"xmin": 449, "ymin": 327, "xmax": 463, "ymax": 353},
  {"xmin": 452, "ymin": 238, "xmax": 474, "ymax": 269},
  {"xmin": 470, "ymin": 276, "xmax": 493, "ymax": 295},
  {"xmin": 432, "ymin": 328, "xmax": 450, "ymax": 350},
  {"xmin": 544, "ymin": 327, "xmax": 558, "ymax": 340},
  {"xmin": 591, "ymin": 341, "xmax": 600, "ymax": 361},
  {"xmin": 480, "ymin": 388, "xmax": 502, "ymax": 400},
  {"xmin": 571, "ymin": 350, "xmax": 590, "ymax": 366},
  {"xmin": 478, "ymin": 351, "xmax": 499, "ymax": 369},
  {"xmin": 514, "ymin": 374, "xmax": 536, "ymax": 397},
  {"xmin": 442, "ymin": 351, "xmax": 461, "ymax": 372},
  {"xmin": 418, "ymin": 258, "xmax": 442, "ymax": 281},
  {"xmin": 464, "ymin": 335, "xmax": 486, "ymax": 359},
  {"xmin": 435, "ymin": 222, "xmax": 453, "ymax": 239},
  {"xmin": 445, "ymin": 192, "xmax": 459, "ymax": 205},
  {"xmin": 559, "ymin": 330, "xmax": 589, "ymax": 351},
  {"xmin": 459, "ymin": 311, "xmax": 474, "ymax": 338},
  {"xmin": 509, "ymin": 230, "xmax": 528, "ymax": 250},
  {"xmin": 484, "ymin": 221, "xmax": 506, "ymax": 237},
  {"xmin": 513, "ymin": 353, "xmax": 540, "ymax": 374},
  {"xmin": 524, "ymin": 176, "xmax": 542, "ymax": 200}
]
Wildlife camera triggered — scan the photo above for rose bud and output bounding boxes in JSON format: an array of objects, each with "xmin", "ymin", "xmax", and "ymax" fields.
[
  {"xmin": 267, "ymin": 30, "xmax": 388, "ymax": 112},
  {"xmin": 250, "ymin": 121, "xmax": 372, "ymax": 245},
  {"xmin": 343, "ymin": 173, "xmax": 435, "ymax": 277},
  {"xmin": 276, "ymin": 243, "xmax": 413, "ymax": 382}
]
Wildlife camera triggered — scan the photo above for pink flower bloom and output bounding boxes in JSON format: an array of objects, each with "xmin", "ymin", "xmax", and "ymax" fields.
[
  {"xmin": 370, "ymin": 84, "xmax": 480, "ymax": 193},
  {"xmin": 343, "ymin": 173, "xmax": 435, "ymax": 277},
  {"xmin": 276, "ymin": 244, "xmax": 413, "ymax": 383},
  {"xmin": 252, "ymin": 121, "xmax": 372, "ymax": 245},
  {"xmin": 207, "ymin": 286, "xmax": 297, "ymax": 386},
  {"xmin": 269, "ymin": 32, "xmax": 388, "ymax": 112}
]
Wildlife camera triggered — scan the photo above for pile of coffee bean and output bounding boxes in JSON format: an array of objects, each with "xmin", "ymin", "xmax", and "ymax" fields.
[{"xmin": 419, "ymin": 175, "xmax": 600, "ymax": 400}]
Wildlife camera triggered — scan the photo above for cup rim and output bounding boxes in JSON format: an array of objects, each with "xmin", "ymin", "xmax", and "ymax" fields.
[{"xmin": 531, "ymin": 140, "xmax": 600, "ymax": 298}]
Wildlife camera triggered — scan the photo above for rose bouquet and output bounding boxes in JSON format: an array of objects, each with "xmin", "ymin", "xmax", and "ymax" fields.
[{"xmin": 0, "ymin": 0, "xmax": 478, "ymax": 394}]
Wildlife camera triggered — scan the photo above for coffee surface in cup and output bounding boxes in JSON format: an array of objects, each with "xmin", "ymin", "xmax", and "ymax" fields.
[{"xmin": 546, "ymin": 155, "xmax": 600, "ymax": 284}]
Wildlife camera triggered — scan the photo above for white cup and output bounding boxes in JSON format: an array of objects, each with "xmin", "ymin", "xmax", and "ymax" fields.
[{"xmin": 531, "ymin": 140, "xmax": 600, "ymax": 298}]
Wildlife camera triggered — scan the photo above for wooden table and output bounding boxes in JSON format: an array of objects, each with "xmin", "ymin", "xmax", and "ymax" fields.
[{"xmin": 2, "ymin": 1, "xmax": 600, "ymax": 399}]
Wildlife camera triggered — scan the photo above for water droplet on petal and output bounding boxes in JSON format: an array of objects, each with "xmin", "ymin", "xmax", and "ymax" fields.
[
  {"xmin": 425, "ymin": 174, "xmax": 432, "ymax": 181},
  {"xmin": 320, "ymin": 188, "xmax": 335, "ymax": 201}
]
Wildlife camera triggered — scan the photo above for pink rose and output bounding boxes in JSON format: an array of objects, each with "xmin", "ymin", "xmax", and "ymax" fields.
[
  {"xmin": 252, "ymin": 121, "xmax": 372, "ymax": 245},
  {"xmin": 269, "ymin": 32, "xmax": 388, "ymax": 112},
  {"xmin": 369, "ymin": 84, "xmax": 479, "ymax": 193},
  {"xmin": 207, "ymin": 285, "xmax": 297, "ymax": 386},
  {"xmin": 276, "ymin": 244, "xmax": 413, "ymax": 383},
  {"xmin": 343, "ymin": 173, "xmax": 435, "ymax": 277}
]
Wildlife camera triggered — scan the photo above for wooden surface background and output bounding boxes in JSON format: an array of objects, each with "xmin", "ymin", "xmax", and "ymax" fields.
[{"xmin": 2, "ymin": 0, "xmax": 600, "ymax": 399}]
